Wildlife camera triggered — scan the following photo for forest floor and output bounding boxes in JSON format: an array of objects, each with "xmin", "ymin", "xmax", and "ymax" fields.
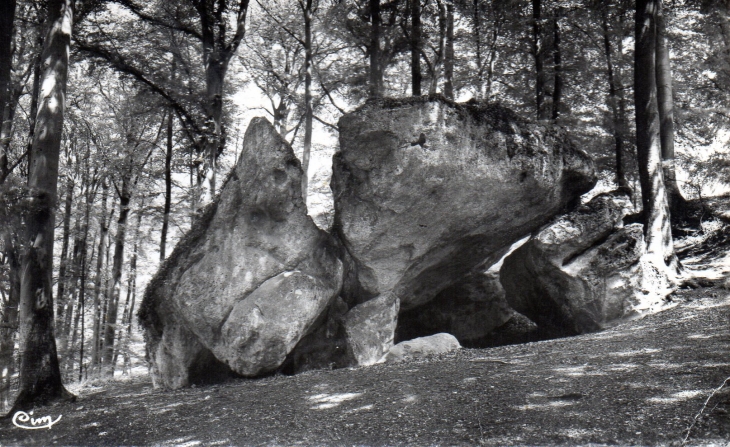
[
  {"xmin": 2, "ymin": 204, "xmax": 730, "ymax": 446},
  {"xmin": 0, "ymin": 285, "xmax": 728, "ymax": 446}
]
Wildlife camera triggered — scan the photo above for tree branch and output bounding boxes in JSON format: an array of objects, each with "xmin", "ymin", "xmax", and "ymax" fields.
[{"xmin": 111, "ymin": 0, "xmax": 203, "ymax": 41}]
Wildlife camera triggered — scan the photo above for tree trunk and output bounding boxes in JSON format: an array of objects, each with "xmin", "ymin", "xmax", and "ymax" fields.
[
  {"xmin": 634, "ymin": 0, "xmax": 675, "ymax": 267},
  {"xmin": 60, "ymin": 226, "xmax": 81, "ymax": 358},
  {"xmin": 77, "ymin": 231, "xmax": 87, "ymax": 382},
  {"xmin": 473, "ymin": 0, "xmax": 483, "ymax": 99},
  {"xmin": 601, "ymin": 4, "xmax": 629, "ymax": 190},
  {"xmin": 532, "ymin": 0, "xmax": 549, "ymax": 119},
  {"xmin": 444, "ymin": 1, "xmax": 455, "ymax": 99},
  {"xmin": 717, "ymin": 0, "xmax": 730, "ymax": 48},
  {"xmin": 102, "ymin": 177, "xmax": 131, "ymax": 376},
  {"xmin": 0, "ymin": 231, "xmax": 20, "ymax": 409},
  {"xmin": 369, "ymin": 0, "xmax": 382, "ymax": 98},
  {"xmin": 55, "ymin": 171, "xmax": 74, "ymax": 324},
  {"xmin": 0, "ymin": 99, "xmax": 17, "ymax": 179},
  {"xmin": 551, "ymin": 10, "xmax": 562, "ymax": 120},
  {"xmin": 160, "ymin": 110, "xmax": 173, "ymax": 262},
  {"xmin": 25, "ymin": 31, "xmax": 44, "ymax": 175},
  {"xmin": 113, "ymin": 206, "xmax": 142, "ymax": 373},
  {"xmin": 0, "ymin": 0, "xmax": 16, "ymax": 175},
  {"xmin": 411, "ymin": 0, "xmax": 422, "ymax": 96},
  {"xmin": 196, "ymin": 1, "xmax": 250, "ymax": 206},
  {"xmin": 301, "ymin": 0, "xmax": 314, "ymax": 202},
  {"xmin": 430, "ymin": 0, "xmax": 447, "ymax": 95},
  {"xmin": 65, "ymin": 286, "xmax": 80, "ymax": 372},
  {"xmin": 75, "ymin": 151, "xmax": 94, "ymax": 381},
  {"xmin": 655, "ymin": 0, "xmax": 684, "ymax": 212},
  {"xmin": 200, "ymin": 62, "xmax": 224, "ymax": 205},
  {"xmin": 10, "ymin": 0, "xmax": 75, "ymax": 412},
  {"xmin": 90, "ymin": 180, "xmax": 110, "ymax": 372}
]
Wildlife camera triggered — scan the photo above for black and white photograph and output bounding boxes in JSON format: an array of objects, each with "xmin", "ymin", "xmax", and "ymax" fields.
[{"xmin": 0, "ymin": 0, "xmax": 729, "ymax": 445}]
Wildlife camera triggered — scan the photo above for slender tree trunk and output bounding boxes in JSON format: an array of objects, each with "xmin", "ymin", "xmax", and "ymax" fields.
[
  {"xmin": 160, "ymin": 110, "xmax": 173, "ymax": 262},
  {"xmin": 10, "ymin": 0, "xmax": 75, "ymax": 412},
  {"xmin": 430, "ymin": 0, "xmax": 447, "ymax": 95},
  {"xmin": 0, "ymin": 0, "xmax": 16, "ymax": 175},
  {"xmin": 602, "ymin": 4, "xmax": 629, "ymax": 190},
  {"xmin": 485, "ymin": 25, "xmax": 499, "ymax": 101},
  {"xmin": 55, "ymin": 171, "xmax": 74, "ymax": 324},
  {"xmin": 473, "ymin": 0, "xmax": 483, "ymax": 99},
  {"xmin": 200, "ymin": 62, "xmax": 225, "ymax": 205},
  {"xmin": 60, "ymin": 228, "xmax": 80, "ymax": 357},
  {"xmin": 65, "ymin": 286, "xmax": 80, "ymax": 371},
  {"xmin": 369, "ymin": 0, "xmax": 382, "ymax": 98},
  {"xmin": 0, "ymin": 100, "xmax": 16, "ymax": 179},
  {"xmin": 25, "ymin": 31, "xmax": 44, "ymax": 174},
  {"xmin": 113, "ymin": 206, "xmax": 142, "ymax": 372},
  {"xmin": 717, "ymin": 0, "xmax": 730, "ymax": 48},
  {"xmin": 444, "ymin": 1, "xmax": 455, "ymax": 99},
  {"xmin": 532, "ymin": 0, "xmax": 549, "ymax": 119},
  {"xmin": 551, "ymin": 10, "xmax": 562, "ymax": 120},
  {"xmin": 91, "ymin": 180, "xmax": 110, "ymax": 372},
  {"xmin": 77, "ymin": 233, "xmax": 87, "ymax": 382},
  {"xmin": 301, "ymin": 0, "xmax": 314, "ymax": 202},
  {"xmin": 76, "ymin": 157, "xmax": 94, "ymax": 381},
  {"xmin": 655, "ymin": 0, "xmax": 684, "ymax": 212},
  {"xmin": 0, "ymin": 231, "xmax": 20, "ymax": 409},
  {"xmin": 412, "ymin": 0, "xmax": 422, "ymax": 96},
  {"xmin": 634, "ymin": 0, "xmax": 675, "ymax": 267},
  {"xmin": 102, "ymin": 177, "xmax": 131, "ymax": 376},
  {"xmin": 189, "ymin": 150, "xmax": 197, "ymax": 225}
]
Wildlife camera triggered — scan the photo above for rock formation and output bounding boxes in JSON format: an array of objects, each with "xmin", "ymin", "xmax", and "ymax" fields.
[
  {"xmin": 141, "ymin": 96, "xmax": 601, "ymax": 387},
  {"xmin": 386, "ymin": 333, "xmax": 461, "ymax": 363},
  {"xmin": 139, "ymin": 118, "xmax": 343, "ymax": 388},
  {"xmin": 501, "ymin": 192, "xmax": 650, "ymax": 335},
  {"xmin": 343, "ymin": 293, "xmax": 400, "ymax": 365},
  {"xmin": 332, "ymin": 96, "xmax": 595, "ymax": 313}
]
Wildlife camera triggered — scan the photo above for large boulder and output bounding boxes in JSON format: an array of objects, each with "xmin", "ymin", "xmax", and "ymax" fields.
[
  {"xmin": 343, "ymin": 293, "xmax": 400, "ymax": 366},
  {"xmin": 385, "ymin": 333, "xmax": 461, "ymax": 363},
  {"xmin": 139, "ymin": 118, "xmax": 343, "ymax": 388},
  {"xmin": 332, "ymin": 96, "xmax": 595, "ymax": 311},
  {"xmin": 500, "ymin": 192, "xmax": 650, "ymax": 335}
]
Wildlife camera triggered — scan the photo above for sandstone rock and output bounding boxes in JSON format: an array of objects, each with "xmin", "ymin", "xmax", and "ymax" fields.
[
  {"xmin": 501, "ymin": 192, "xmax": 648, "ymax": 335},
  {"xmin": 343, "ymin": 293, "xmax": 400, "ymax": 366},
  {"xmin": 145, "ymin": 306, "xmax": 234, "ymax": 389},
  {"xmin": 395, "ymin": 237, "xmax": 528, "ymax": 345},
  {"xmin": 140, "ymin": 117, "xmax": 343, "ymax": 387},
  {"xmin": 385, "ymin": 333, "xmax": 461, "ymax": 363},
  {"xmin": 281, "ymin": 296, "xmax": 353, "ymax": 374},
  {"xmin": 333, "ymin": 96, "xmax": 595, "ymax": 311}
]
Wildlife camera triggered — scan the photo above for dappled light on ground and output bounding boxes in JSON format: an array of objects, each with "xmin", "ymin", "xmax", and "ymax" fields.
[
  {"xmin": 647, "ymin": 390, "xmax": 708, "ymax": 404},
  {"xmin": 1, "ymin": 293, "xmax": 728, "ymax": 446},
  {"xmin": 307, "ymin": 392, "xmax": 363, "ymax": 410}
]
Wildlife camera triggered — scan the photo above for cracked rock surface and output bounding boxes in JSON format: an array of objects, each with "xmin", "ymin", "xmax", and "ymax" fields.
[{"xmin": 140, "ymin": 118, "xmax": 343, "ymax": 387}]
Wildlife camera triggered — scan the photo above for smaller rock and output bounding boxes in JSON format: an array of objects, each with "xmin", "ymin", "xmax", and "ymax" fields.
[
  {"xmin": 343, "ymin": 293, "xmax": 400, "ymax": 366},
  {"xmin": 501, "ymin": 192, "xmax": 650, "ymax": 335},
  {"xmin": 386, "ymin": 333, "xmax": 461, "ymax": 363}
]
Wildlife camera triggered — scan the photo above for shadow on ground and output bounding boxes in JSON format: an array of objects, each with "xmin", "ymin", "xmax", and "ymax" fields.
[{"xmin": 1, "ymin": 289, "xmax": 729, "ymax": 446}]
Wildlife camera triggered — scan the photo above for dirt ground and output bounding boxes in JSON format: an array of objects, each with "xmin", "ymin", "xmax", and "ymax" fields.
[{"xmin": 1, "ymin": 284, "xmax": 729, "ymax": 446}]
